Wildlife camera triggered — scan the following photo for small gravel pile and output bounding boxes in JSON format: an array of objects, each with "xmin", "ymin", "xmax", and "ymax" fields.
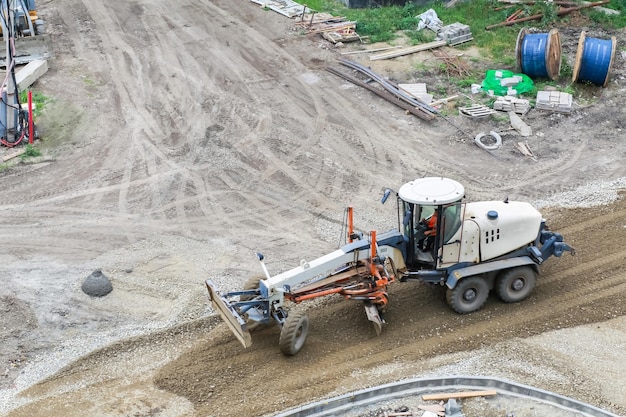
[{"xmin": 534, "ymin": 177, "xmax": 626, "ymax": 209}]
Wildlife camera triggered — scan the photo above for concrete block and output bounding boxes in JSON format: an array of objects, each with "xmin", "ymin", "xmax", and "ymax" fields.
[
  {"xmin": 494, "ymin": 96, "xmax": 529, "ymax": 114},
  {"xmin": 16, "ymin": 59, "xmax": 48, "ymax": 90},
  {"xmin": 509, "ymin": 111, "xmax": 532, "ymax": 136},
  {"xmin": 536, "ymin": 90, "xmax": 572, "ymax": 113},
  {"xmin": 437, "ymin": 22, "xmax": 473, "ymax": 45},
  {"xmin": 500, "ymin": 76, "xmax": 522, "ymax": 87}
]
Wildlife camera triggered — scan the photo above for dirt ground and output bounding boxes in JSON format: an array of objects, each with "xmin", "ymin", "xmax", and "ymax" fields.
[{"xmin": 1, "ymin": 0, "xmax": 625, "ymax": 416}]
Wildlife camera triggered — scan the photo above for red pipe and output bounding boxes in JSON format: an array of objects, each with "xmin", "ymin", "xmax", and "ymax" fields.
[
  {"xmin": 290, "ymin": 286, "xmax": 343, "ymax": 303},
  {"xmin": 485, "ymin": 0, "xmax": 610, "ymax": 29},
  {"xmin": 347, "ymin": 206, "xmax": 354, "ymax": 242},
  {"xmin": 28, "ymin": 90, "xmax": 33, "ymax": 144}
]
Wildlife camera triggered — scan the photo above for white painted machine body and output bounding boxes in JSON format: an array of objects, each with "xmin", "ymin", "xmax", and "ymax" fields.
[{"xmin": 440, "ymin": 200, "xmax": 543, "ymax": 267}]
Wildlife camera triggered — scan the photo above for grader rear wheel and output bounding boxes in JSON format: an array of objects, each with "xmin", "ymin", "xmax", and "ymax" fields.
[
  {"xmin": 446, "ymin": 276, "xmax": 489, "ymax": 314},
  {"xmin": 497, "ymin": 266, "xmax": 536, "ymax": 303},
  {"xmin": 279, "ymin": 311, "xmax": 309, "ymax": 356}
]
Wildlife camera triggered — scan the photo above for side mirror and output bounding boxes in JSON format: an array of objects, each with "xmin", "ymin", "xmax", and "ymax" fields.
[
  {"xmin": 381, "ymin": 189, "xmax": 392, "ymax": 204},
  {"xmin": 403, "ymin": 208, "xmax": 412, "ymax": 226}
]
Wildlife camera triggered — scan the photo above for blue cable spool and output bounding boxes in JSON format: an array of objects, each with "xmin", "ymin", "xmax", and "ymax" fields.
[
  {"xmin": 572, "ymin": 31, "xmax": 616, "ymax": 87},
  {"xmin": 516, "ymin": 28, "xmax": 561, "ymax": 80}
]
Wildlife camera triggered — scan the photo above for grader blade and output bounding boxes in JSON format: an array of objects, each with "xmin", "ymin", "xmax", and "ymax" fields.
[
  {"xmin": 364, "ymin": 304, "xmax": 383, "ymax": 336},
  {"xmin": 205, "ymin": 280, "xmax": 252, "ymax": 348}
]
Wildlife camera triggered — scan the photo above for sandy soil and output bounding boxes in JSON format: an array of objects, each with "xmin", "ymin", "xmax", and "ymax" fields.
[{"xmin": 1, "ymin": 0, "xmax": 625, "ymax": 416}]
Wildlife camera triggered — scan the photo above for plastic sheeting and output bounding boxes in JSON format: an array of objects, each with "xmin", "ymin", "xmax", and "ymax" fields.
[
  {"xmin": 481, "ymin": 69, "xmax": 534, "ymax": 96},
  {"xmin": 417, "ymin": 9, "xmax": 443, "ymax": 31}
]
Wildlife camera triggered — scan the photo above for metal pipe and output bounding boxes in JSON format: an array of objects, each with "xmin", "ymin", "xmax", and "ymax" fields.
[
  {"xmin": 485, "ymin": 0, "xmax": 610, "ymax": 30},
  {"xmin": 347, "ymin": 206, "xmax": 353, "ymax": 243},
  {"xmin": 28, "ymin": 89, "xmax": 33, "ymax": 144}
]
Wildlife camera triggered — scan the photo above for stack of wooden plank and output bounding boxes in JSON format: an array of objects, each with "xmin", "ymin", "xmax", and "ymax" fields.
[{"xmin": 292, "ymin": 12, "xmax": 359, "ymax": 42}]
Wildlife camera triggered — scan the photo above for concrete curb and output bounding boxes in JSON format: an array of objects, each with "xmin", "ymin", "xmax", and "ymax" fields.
[{"xmin": 275, "ymin": 375, "xmax": 620, "ymax": 417}]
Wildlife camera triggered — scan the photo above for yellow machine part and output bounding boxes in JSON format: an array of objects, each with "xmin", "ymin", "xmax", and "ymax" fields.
[{"xmin": 0, "ymin": 9, "xmax": 39, "ymax": 36}]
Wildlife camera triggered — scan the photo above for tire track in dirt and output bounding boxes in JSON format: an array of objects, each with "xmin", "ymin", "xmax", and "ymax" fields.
[
  {"xmin": 542, "ymin": 249, "xmax": 626, "ymax": 284},
  {"xmin": 0, "ymin": 2, "xmax": 129, "ymax": 210},
  {"xmin": 66, "ymin": 0, "xmax": 223, "ymax": 238},
  {"xmin": 38, "ymin": 0, "xmax": 597, "ymax": 248},
  {"xmin": 436, "ymin": 138, "xmax": 589, "ymax": 202},
  {"xmin": 162, "ymin": 21, "xmax": 359, "ymax": 235},
  {"xmin": 56, "ymin": 0, "xmax": 139, "ymax": 215},
  {"xmin": 550, "ymin": 206, "xmax": 626, "ymax": 237},
  {"xmin": 136, "ymin": 1, "xmax": 344, "ymax": 233}
]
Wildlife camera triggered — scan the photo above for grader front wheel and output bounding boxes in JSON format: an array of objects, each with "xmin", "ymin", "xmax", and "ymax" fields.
[
  {"xmin": 240, "ymin": 275, "xmax": 264, "ymax": 302},
  {"xmin": 279, "ymin": 311, "xmax": 309, "ymax": 356}
]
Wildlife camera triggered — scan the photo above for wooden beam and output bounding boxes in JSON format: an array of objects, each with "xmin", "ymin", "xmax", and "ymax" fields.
[
  {"xmin": 341, "ymin": 45, "xmax": 403, "ymax": 55},
  {"xmin": 2, "ymin": 149, "xmax": 26, "ymax": 162},
  {"xmin": 370, "ymin": 40, "xmax": 447, "ymax": 61},
  {"xmin": 422, "ymin": 390, "xmax": 498, "ymax": 401}
]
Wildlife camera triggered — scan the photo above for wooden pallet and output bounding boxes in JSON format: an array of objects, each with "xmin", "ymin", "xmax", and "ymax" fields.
[{"xmin": 459, "ymin": 104, "xmax": 496, "ymax": 119}]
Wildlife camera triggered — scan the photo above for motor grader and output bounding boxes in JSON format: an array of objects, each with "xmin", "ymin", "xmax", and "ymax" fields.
[{"xmin": 206, "ymin": 177, "xmax": 574, "ymax": 356}]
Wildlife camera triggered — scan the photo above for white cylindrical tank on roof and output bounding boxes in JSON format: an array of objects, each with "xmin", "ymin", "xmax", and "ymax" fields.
[{"xmin": 398, "ymin": 177, "xmax": 465, "ymax": 205}]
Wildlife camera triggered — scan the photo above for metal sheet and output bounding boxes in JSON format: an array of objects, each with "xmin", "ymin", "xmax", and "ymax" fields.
[{"xmin": 0, "ymin": 35, "xmax": 53, "ymax": 67}]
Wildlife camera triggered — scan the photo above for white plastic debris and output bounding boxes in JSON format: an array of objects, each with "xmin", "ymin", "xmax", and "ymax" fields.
[
  {"xmin": 417, "ymin": 9, "xmax": 443, "ymax": 31},
  {"xmin": 445, "ymin": 398, "xmax": 464, "ymax": 417}
]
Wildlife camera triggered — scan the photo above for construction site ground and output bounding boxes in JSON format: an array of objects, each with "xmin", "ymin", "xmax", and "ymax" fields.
[{"xmin": 1, "ymin": 0, "xmax": 625, "ymax": 416}]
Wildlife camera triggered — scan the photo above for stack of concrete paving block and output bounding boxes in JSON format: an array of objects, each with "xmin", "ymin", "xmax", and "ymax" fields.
[
  {"xmin": 535, "ymin": 90, "xmax": 572, "ymax": 113},
  {"xmin": 493, "ymin": 96, "xmax": 530, "ymax": 114},
  {"xmin": 437, "ymin": 22, "xmax": 473, "ymax": 46}
]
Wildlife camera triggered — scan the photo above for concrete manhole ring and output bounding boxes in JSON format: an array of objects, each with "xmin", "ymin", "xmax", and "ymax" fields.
[{"xmin": 475, "ymin": 131, "xmax": 502, "ymax": 151}]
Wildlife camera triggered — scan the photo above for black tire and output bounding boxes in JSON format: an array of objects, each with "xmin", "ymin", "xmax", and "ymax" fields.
[
  {"xmin": 497, "ymin": 266, "xmax": 537, "ymax": 303},
  {"xmin": 240, "ymin": 275, "xmax": 263, "ymax": 302},
  {"xmin": 279, "ymin": 311, "xmax": 309, "ymax": 356},
  {"xmin": 446, "ymin": 276, "xmax": 489, "ymax": 314}
]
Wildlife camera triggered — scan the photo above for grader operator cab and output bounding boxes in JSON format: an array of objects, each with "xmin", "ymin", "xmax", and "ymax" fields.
[{"xmin": 207, "ymin": 177, "xmax": 574, "ymax": 356}]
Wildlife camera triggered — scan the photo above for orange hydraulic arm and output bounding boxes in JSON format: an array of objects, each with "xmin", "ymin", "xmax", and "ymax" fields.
[
  {"xmin": 347, "ymin": 206, "xmax": 354, "ymax": 242},
  {"xmin": 286, "ymin": 230, "xmax": 394, "ymax": 307}
]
